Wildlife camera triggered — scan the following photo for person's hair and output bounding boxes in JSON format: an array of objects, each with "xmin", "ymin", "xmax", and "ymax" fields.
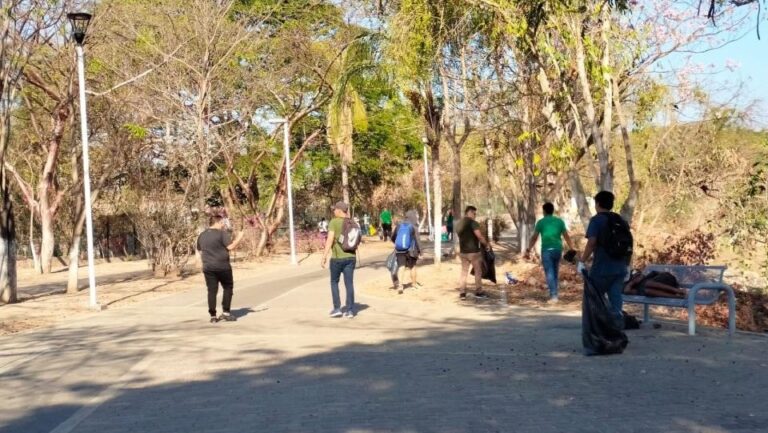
[
  {"xmin": 542, "ymin": 202, "xmax": 555, "ymax": 215},
  {"xmin": 464, "ymin": 206, "xmax": 477, "ymax": 214},
  {"xmin": 594, "ymin": 191, "xmax": 615, "ymax": 210},
  {"xmin": 209, "ymin": 215, "xmax": 224, "ymax": 226}
]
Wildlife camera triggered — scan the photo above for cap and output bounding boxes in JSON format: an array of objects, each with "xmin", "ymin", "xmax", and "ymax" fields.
[{"xmin": 332, "ymin": 201, "xmax": 349, "ymax": 212}]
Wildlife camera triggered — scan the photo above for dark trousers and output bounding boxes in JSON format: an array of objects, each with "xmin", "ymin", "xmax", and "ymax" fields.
[
  {"xmin": 591, "ymin": 272, "xmax": 627, "ymax": 321},
  {"xmin": 382, "ymin": 223, "xmax": 392, "ymax": 240},
  {"xmin": 204, "ymin": 269, "xmax": 233, "ymax": 316},
  {"xmin": 330, "ymin": 258, "xmax": 356, "ymax": 312}
]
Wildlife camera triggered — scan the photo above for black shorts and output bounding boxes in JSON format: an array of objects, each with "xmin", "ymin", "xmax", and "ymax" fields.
[{"xmin": 396, "ymin": 252, "xmax": 417, "ymax": 269}]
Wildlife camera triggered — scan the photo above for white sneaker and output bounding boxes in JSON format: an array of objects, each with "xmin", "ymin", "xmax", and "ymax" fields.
[
  {"xmin": 343, "ymin": 311, "xmax": 355, "ymax": 319},
  {"xmin": 329, "ymin": 309, "xmax": 343, "ymax": 318}
]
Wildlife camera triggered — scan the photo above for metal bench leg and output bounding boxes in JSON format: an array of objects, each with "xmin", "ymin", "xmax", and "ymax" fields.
[
  {"xmin": 643, "ymin": 304, "xmax": 650, "ymax": 323},
  {"xmin": 688, "ymin": 303, "xmax": 696, "ymax": 336}
]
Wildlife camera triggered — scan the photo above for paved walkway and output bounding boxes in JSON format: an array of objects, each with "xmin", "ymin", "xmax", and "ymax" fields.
[{"xmin": 1, "ymin": 253, "xmax": 767, "ymax": 433}]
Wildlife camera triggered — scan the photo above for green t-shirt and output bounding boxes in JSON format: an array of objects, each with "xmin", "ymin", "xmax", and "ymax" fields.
[
  {"xmin": 534, "ymin": 215, "xmax": 567, "ymax": 251},
  {"xmin": 380, "ymin": 210, "xmax": 392, "ymax": 225},
  {"xmin": 328, "ymin": 217, "xmax": 356, "ymax": 259},
  {"xmin": 456, "ymin": 217, "xmax": 481, "ymax": 254}
]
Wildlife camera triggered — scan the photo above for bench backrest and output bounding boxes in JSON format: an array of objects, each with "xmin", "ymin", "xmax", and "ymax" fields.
[{"xmin": 644, "ymin": 264, "xmax": 726, "ymax": 289}]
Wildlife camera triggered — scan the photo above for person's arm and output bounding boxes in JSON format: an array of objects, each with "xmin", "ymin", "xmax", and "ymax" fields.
[
  {"xmin": 580, "ymin": 217, "xmax": 601, "ymax": 264},
  {"xmin": 413, "ymin": 225, "xmax": 421, "ymax": 253},
  {"xmin": 563, "ymin": 230, "xmax": 576, "ymax": 251},
  {"xmin": 390, "ymin": 224, "xmax": 398, "ymax": 243},
  {"xmin": 525, "ymin": 232, "xmax": 539, "ymax": 257},
  {"xmin": 473, "ymin": 227, "xmax": 490, "ymax": 250},
  {"xmin": 226, "ymin": 231, "xmax": 246, "ymax": 251},
  {"xmin": 321, "ymin": 228, "xmax": 335, "ymax": 268},
  {"xmin": 581, "ymin": 238, "xmax": 597, "ymax": 263}
]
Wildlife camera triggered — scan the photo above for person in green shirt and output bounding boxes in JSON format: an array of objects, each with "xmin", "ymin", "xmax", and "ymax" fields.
[
  {"xmin": 379, "ymin": 208, "xmax": 393, "ymax": 240},
  {"xmin": 446, "ymin": 210, "xmax": 454, "ymax": 241},
  {"xmin": 322, "ymin": 201, "xmax": 357, "ymax": 318},
  {"xmin": 524, "ymin": 202, "xmax": 576, "ymax": 303}
]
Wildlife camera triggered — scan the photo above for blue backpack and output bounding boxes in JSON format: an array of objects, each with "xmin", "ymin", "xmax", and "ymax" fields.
[{"xmin": 394, "ymin": 223, "xmax": 413, "ymax": 252}]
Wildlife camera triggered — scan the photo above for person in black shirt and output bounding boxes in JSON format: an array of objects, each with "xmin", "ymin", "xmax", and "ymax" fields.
[
  {"xmin": 196, "ymin": 215, "xmax": 246, "ymax": 323},
  {"xmin": 454, "ymin": 206, "xmax": 491, "ymax": 300}
]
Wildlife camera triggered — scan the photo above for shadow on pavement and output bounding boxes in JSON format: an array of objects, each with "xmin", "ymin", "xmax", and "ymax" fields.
[{"xmin": 2, "ymin": 306, "xmax": 768, "ymax": 433}]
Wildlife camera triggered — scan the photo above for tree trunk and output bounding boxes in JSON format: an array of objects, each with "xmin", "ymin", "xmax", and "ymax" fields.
[
  {"xmin": 67, "ymin": 231, "xmax": 82, "ymax": 294},
  {"xmin": 0, "ymin": 174, "xmax": 17, "ymax": 304},
  {"xmin": 341, "ymin": 161, "xmax": 350, "ymax": 205},
  {"xmin": 614, "ymin": 82, "xmax": 640, "ymax": 224},
  {"xmin": 39, "ymin": 208, "xmax": 55, "ymax": 274},
  {"xmin": 483, "ymin": 136, "xmax": 518, "ymax": 224},
  {"xmin": 67, "ymin": 204, "xmax": 87, "ymax": 294},
  {"xmin": 451, "ymin": 145, "xmax": 462, "ymax": 223},
  {"xmin": 29, "ymin": 209, "xmax": 41, "ymax": 274},
  {"xmin": 104, "ymin": 216, "xmax": 111, "ymax": 262},
  {"xmin": 432, "ymin": 144, "xmax": 442, "ymax": 266},
  {"xmin": 573, "ymin": 17, "xmax": 612, "ymax": 191},
  {"xmin": 569, "ymin": 168, "xmax": 592, "ymax": 231}
]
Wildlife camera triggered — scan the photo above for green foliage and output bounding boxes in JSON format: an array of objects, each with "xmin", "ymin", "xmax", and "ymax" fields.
[{"xmin": 123, "ymin": 123, "xmax": 149, "ymax": 139}]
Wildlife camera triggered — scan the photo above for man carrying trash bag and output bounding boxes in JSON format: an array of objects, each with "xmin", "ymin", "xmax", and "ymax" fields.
[
  {"xmin": 455, "ymin": 206, "xmax": 492, "ymax": 300},
  {"xmin": 578, "ymin": 191, "xmax": 633, "ymax": 356}
]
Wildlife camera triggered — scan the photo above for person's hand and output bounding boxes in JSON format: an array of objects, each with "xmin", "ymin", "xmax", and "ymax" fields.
[
  {"xmin": 577, "ymin": 261, "xmax": 586, "ymax": 274},
  {"xmin": 321, "ymin": 255, "xmax": 328, "ymax": 269}
]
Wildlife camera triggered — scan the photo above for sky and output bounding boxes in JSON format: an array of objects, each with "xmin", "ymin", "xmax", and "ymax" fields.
[{"xmin": 672, "ymin": 23, "xmax": 768, "ymax": 128}]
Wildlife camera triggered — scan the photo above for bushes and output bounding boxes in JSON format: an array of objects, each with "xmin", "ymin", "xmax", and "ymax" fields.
[{"xmin": 635, "ymin": 229, "xmax": 716, "ymax": 267}]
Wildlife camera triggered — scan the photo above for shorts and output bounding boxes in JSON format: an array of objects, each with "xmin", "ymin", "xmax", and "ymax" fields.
[{"xmin": 396, "ymin": 252, "xmax": 417, "ymax": 269}]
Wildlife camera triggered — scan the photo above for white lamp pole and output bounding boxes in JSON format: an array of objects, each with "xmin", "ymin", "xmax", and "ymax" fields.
[
  {"xmin": 422, "ymin": 137, "xmax": 432, "ymax": 239},
  {"xmin": 270, "ymin": 118, "xmax": 297, "ymax": 265},
  {"xmin": 69, "ymin": 12, "xmax": 99, "ymax": 309}
]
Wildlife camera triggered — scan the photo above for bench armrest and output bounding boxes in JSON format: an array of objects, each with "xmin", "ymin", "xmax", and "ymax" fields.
[{"xmin": 686, "ymin": 282, "xmax": 736, "ymax": 336}]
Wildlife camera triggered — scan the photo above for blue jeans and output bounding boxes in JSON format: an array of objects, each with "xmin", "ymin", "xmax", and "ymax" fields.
[
  {"xmin": 541, "ymin": 249, "xmax": 562, "ymax": 299},
  {"xmin": 330, "ymin": 258, "xmax": 356, "ymax": 313},
  {"xmin": 591, "ymin": 272, "xmax": 627, "ymax": 319}
]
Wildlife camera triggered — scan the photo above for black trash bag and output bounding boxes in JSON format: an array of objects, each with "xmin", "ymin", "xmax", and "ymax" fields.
[
  {"xmin": 470, "ymin": 250, "xmax": 497, "ymax": 284},
  {"xmin": 623, "ymin": 311, "xmax": 641, "ymax": 330},
  {"xmin": 581, "ymin": 270, "xmax": 628, "ymax": 356}
]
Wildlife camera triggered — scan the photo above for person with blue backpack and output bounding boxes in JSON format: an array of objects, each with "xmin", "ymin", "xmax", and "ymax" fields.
[{"xmin": 390, "ymin": 209, "xmax": 422, "ymax": 294}]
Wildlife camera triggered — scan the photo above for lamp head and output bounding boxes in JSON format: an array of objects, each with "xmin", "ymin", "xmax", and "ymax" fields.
[{"xmin": 67, "ymin": 12, "xmax": 92, "ymax": 46}]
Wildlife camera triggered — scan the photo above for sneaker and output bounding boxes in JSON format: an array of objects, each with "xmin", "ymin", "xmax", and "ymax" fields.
[
  {"xmin": 413, "ymin": 282, "xmax": 423, "ymax": 288},
  {"xmin": 210, "ymin": 316, "xmax": 219, "ymax": 323},
  {"xmin": 475, "ymin": 291, "xmax": 489, "ymax": 299},
  {"xmin": 219, "ymin": 312, "xmax": 237, "ymax": 322},
  {"xmin": 398, "ymin": 286, "xmax": 403, "ymax": 294},
  {"xmin": 343, "ymin": 311, "xmax": 356, "ymax": 319},
  {"xmin": 547, "ymin": 297, "xmax": 559, "ymax": 304},
  {"xmin": 459, "ymin": 292, "xmax": 467, "ymax": 300},
  {"xmin": 329, "ymin": 309, "xmax": 343, "ymax": 318}
]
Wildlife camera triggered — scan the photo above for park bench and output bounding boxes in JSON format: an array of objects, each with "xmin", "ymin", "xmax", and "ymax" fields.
[{"xmin": 623, "ymin": 264, "xmax": 736, "ymax": 336}]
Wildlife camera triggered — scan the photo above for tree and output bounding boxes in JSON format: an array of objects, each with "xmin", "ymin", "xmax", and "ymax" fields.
[
  {"xmin": 0, "ymin": 1, "xmax": 60, "ymax": 301},
  {"xmin": 327, "ymin": 34, "xmax": 377, "ymax": 205}
]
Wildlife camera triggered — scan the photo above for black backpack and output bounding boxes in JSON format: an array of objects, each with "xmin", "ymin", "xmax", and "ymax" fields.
[{"xmin": 597, "ymin": 212, "xmax": 633, "ymax": 260}]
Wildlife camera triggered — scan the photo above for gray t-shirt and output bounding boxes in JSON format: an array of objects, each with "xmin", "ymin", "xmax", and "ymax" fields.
[{"xmin": 196, "ymin": 228, "xmax": 232, "ymax": 271}]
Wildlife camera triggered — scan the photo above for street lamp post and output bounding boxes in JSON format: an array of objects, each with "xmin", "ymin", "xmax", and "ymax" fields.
[
  {"xmin": 68, "ymin": 12, "xmax": 99, "ymax": 310},
  {"xmin": 269, "ymin": 118, "xmax": 297, "ymax": 265},
  {"xmin": 422, "ymin": 137, "xmax": 432, "ymax": 239}
]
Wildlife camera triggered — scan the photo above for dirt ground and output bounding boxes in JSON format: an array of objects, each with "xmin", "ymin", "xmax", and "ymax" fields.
[
  {"xmin": 3, "ymin": 235, "xmax": 765, "ymax": 337},
  {"xmin": 360, "ymin": 239, "xmax": 768, "ymax": 333}
]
